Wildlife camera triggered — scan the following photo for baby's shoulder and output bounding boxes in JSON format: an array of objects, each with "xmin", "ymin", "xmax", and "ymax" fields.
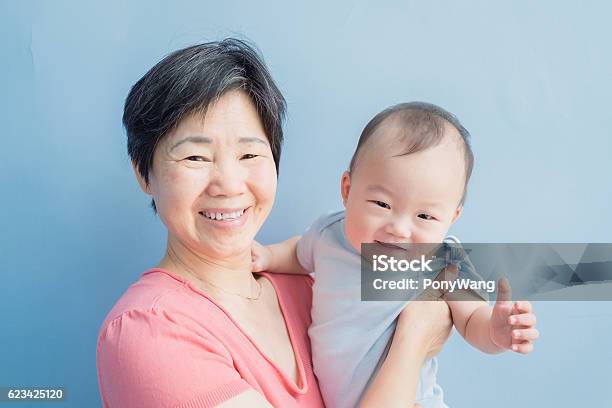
[{"xmin": 309, "ymin": 210, "xmax": 345, "ymax": 234}]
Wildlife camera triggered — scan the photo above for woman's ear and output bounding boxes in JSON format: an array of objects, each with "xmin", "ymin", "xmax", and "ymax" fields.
[
  {"xmin": 341, "ymin": 171, "xmax": 351, "ymax": 206},
  {"xmin": 450, "ymin": 206, "xmax": 463, "ymax": 224},
  {"xmin": 132, "ymin": 162, "xmax": 152, "ymax": 195}
]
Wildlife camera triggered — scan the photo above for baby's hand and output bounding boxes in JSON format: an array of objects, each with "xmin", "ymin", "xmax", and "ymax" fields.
[
  {"xmin": 489, "ymin": 278, "xmax": 539, "ymax": 354},
  {"xmin": 251, "ymin": 240, "xmax": 273, "ymax": 272}
]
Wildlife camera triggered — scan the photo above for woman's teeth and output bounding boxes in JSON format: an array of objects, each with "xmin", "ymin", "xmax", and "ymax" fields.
[{"xmin": 202, "ymin": 209, "xmax": 245, "ymax": 221}]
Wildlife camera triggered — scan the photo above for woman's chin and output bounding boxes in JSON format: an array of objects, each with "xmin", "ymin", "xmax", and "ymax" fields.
[{"xmin": 197, "ymin": 237, "xmax": 254, "ymax": 262}]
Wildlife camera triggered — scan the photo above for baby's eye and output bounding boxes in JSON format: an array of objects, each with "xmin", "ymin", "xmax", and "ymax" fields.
[
  {"xmin": 185, "ymin": 156, "xmax": 210, "ymax": 162},
  {"xmin": 369, "ymin": 200, "xmax": 391, "ymax": 209},
  {"xmin": 241, "ymin": 154, "xmax": 259, "ymax": 160},
  {"xmin": 418, "ymin": 213, "xmax": 436, "ymax": 221}
]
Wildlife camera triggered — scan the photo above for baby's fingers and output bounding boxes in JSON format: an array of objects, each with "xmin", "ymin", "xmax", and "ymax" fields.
[
  {"xmin": 514, "ymin": 300, "xmax": 533, "ymax": 313},
  {"xmin": 508, "ymin": 313, "xmax": 537, "ymax": 327},
  {"xmin": 511, "ymin": 341, "xmax": 534, "ymax": 354},
  {"xmin": 251, "ymin": 252, "xmax": 265, "ymax": 272},
  {"xmin": 512, "ymin": 328, "xmax": 540, "ymax": 342},
  {"xmin": 251, "ymin": 260, "xmax": 264, "ymax": 272}
]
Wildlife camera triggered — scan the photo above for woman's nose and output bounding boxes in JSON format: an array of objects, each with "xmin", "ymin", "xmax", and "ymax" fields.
[{"xmin": 206, "ymin": 159, "xmax": 247, "ymax": 197}]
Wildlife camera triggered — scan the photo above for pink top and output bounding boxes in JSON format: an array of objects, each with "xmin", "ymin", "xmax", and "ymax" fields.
[{"xmin": 96, "ymin": 269, "xmax": 325, "ymax": 408}]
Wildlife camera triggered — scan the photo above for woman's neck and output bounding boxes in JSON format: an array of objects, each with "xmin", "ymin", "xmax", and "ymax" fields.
[{"xmin": 157, "ymin": 235, "xmax": 260, "ymax": 299}]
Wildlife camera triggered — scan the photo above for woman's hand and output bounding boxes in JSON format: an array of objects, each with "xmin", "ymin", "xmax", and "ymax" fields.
[
  {"xmin": 395, "ymin": 264, "xmax": 457, "ymax": 358},
  {"xmin": 396, "ymin": 296, "xmax": 453, "ymax": 359},
  {"xmin": 360, "ymin": 266, "xmax": 455, "ymax": 408}
]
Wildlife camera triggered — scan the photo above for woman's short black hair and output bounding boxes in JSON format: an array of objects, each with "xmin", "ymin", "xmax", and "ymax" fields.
[{"xmin": 124, "ymin": 38, "xmax": 286, "ymax": 189}]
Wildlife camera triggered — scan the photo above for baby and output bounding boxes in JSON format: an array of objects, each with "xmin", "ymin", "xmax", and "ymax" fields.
[{"xmin": 252, "ymin": 102, "xmax": 538, "ymax": 407}]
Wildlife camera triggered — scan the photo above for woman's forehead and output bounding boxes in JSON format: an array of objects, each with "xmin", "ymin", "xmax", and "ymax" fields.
[
  {"xmin": 162, "ymin": 109, "xmax": 269, "ymax": 149},
  {"xmin": 171, "ymin": 90, "xmax": 261, "ymax": 127}
]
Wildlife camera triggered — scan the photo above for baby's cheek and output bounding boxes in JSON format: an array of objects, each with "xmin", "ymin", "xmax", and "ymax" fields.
[
  {"xmin": 423, "ymin": 225, "xmax": 451, "ymax": 243},
  {"xmin": 359, "ymin": 216, "xmax": 380, "ymax": 244},
  {"xmin": 343, "ymin": 215, "xmax": 367, "ymax": 252}
]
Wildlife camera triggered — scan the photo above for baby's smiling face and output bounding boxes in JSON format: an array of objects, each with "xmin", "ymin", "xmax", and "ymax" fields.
[{"xmin": 341, "ymin": 123, "xmax": 468, "ymax": 253}]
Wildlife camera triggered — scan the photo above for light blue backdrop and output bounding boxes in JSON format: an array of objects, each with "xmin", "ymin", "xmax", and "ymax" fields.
[{"xmin": 2, "ymin": 1, "xmax": 611, "ymax": 407}]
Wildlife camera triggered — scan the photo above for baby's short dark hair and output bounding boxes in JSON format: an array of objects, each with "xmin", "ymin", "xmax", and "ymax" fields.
[{"xmin": 348, "ymin": 102, "xmax": 474, "ymax": 205}]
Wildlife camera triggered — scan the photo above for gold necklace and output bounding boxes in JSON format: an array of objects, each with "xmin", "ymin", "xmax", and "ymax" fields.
[{"xmin": 187, "ymin": 270, "xmax": 262, "ymax": 300}]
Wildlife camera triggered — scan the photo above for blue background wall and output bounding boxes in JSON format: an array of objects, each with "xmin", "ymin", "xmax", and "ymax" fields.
[{"xmin": 2, "ymin": 1, "xmax": 611, "ymax": 406}]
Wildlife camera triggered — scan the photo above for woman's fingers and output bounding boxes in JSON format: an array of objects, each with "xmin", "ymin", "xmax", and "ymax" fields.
[
  {"xmin": 417, "ymin": 264, "xmax": 459, "ymax": 301},
  {"xmin": 512, "ymin": 328, "xmax": 540, "ymax": 341},
  {"xmin": 508, "ymin": 312, "xmax": 536, "ymax": 327}
]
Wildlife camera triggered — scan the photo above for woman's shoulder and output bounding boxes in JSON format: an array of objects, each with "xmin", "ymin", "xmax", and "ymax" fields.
[
  {"xmin": 99, "ymin": 270, "xmax": 314, "ymax": 339},
  {"xmin": 97, "ymin": 269, "xmax": 253, "ymax": 408},
  {"xmin": 99, "ymin": 269, "xmax": 203, "ymax": 331}
]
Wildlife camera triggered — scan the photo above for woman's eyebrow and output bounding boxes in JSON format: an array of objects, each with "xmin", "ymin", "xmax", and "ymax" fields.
[
  {"xmin": 170, "ymin": 135, "xmax": 212, "ymax": 151},
  {"xmin": 239, "ymin": 136, "xmax": 268, "ymax": 145}
]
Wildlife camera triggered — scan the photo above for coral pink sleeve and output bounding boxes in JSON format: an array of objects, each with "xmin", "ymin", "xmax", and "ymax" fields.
[{"xmin": 97, "ymin": 309, "xmax": 251, "ymax": 408}]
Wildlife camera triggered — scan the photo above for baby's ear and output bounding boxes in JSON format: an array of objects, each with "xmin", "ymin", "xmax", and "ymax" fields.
[
  {"xmin": 340, "ymin": 171, "xmax": 351, "ymax": 206},
  {"xmin": 451, "ymin": 206, "xmax": 463, "ymax": 224}
]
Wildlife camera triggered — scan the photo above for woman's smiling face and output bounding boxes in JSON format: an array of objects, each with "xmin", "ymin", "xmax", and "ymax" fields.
[{"xmin": 139, "ymin": 90, "xmax": 278, "ymax": 259}]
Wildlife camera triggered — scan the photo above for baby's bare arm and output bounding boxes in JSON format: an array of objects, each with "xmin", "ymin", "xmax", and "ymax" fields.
[
  {"xmin": 446, "ymin": 277, "xmax": 540, "ymax": 355},
  {"xmin": 446, "ymin": 297, "xmax": 505, "ymax": 354},
  {"xmin": 252, "ymin": 236, "xmax": 310, "ymax": 275}
]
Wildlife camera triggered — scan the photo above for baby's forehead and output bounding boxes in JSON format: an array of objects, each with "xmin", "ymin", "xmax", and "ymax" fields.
[{"xmin": 363, "ymin": 115, "xmax": 464, "ymax": 159}]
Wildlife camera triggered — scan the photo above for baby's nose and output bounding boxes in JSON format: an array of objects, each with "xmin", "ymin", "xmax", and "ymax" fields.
[{"xmin": 385, "ymin": 221, "xmax": 412, "ymax": 242}]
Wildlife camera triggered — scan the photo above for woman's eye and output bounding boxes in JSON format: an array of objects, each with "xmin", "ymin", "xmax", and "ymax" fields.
[
  {"xmin": 369, "ymin": 200, "xmax": 391, "ymax": 209},
  {"xmin": 185, "ymin": 156, "xmax": 209, "ymax": 162},
  {"xmin": 241, "ymin": 154, "xmax": 259, "ymax": 160},
  {"xmin": 418, "ymin": 213, "xmax": 436, "ymax": 221}
]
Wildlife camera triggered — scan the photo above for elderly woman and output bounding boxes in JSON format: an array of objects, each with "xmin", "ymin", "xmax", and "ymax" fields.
[{"xmin": 96, "ymin": 39, "xmax": 453, "ymax": 408}]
